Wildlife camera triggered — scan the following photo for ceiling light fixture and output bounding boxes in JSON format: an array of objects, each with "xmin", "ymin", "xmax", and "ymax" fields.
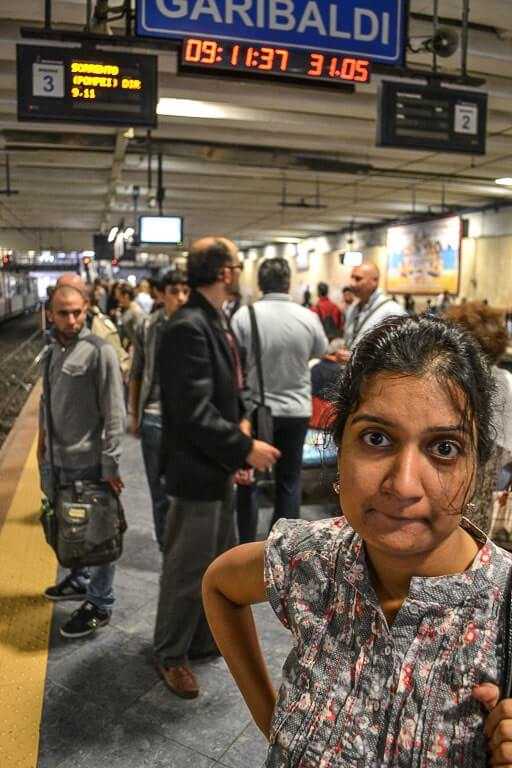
[
  {"xmin": 495, "ymin": 178, "xmax": 512, "ymax": 186},
  {"xmin": 157, "ymin": 98, "xmax": 237, "ymax": 120}
]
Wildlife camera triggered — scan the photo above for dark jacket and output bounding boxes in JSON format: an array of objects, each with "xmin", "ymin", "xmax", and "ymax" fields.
[{"xmin": 159, "ymin": 289, "xmax": 253, "ymax": 500}]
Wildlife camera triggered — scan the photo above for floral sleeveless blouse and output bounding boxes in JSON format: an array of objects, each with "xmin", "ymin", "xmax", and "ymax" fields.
[{"xmin": 264, "ymin": 516, "xmax": 512, "ymax": 768}]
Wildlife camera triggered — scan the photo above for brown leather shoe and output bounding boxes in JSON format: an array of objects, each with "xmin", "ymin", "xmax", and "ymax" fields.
[{"xmin": 159, "ymin": 665, "xmax": 199, "ymax": 699}]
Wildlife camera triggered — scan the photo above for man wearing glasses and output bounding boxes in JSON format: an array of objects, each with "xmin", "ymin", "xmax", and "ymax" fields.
[{"xmin": 154, "ymin": 236, "xmax": 280, "ymax": 700}]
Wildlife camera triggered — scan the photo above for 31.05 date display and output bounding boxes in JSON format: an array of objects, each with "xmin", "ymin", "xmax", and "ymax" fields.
[{"xmin": 180, "ymin": 38, "xmax": 371, "ymax": 86}]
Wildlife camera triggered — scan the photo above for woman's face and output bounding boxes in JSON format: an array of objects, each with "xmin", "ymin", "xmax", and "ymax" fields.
[{"xmin": 338, "ymin": 372, "xmax": 477, "ymax": 559}]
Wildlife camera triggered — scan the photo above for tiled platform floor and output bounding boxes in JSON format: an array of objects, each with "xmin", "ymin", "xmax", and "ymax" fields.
[{"xmin": 38, "ymin": 434, "xmax": 337, "ymax": 768}]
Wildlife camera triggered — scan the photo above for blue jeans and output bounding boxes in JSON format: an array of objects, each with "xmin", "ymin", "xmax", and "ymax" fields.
[
  {"xmin": 39, "ymin": 463, "xmax": 115, "ymax": 613},
  {"xmin": 139, "ymin": 413, "xmax": 170, "ymax": 550}
]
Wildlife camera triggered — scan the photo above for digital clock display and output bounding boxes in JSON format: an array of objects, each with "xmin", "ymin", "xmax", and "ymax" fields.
[
  {"xmin": 180, "ymin": 38, "xmax": 371, "ymax": 86},
  {"xmin": 17, "ymin": 45, "xmax": 157, "ymax": 127}
]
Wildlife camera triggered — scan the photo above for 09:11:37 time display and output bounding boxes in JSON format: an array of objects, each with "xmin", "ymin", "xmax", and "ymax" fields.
[{"xmin": 180, "ymin": 38, "xmax": 371, "ymax": 85}]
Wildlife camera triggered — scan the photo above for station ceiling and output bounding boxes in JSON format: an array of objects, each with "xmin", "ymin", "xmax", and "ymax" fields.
[{"xmin": 1, "ymin": 0, "xmax": 512, "ymax": 252}]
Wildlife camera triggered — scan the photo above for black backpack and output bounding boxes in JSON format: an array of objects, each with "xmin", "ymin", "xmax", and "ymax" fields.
[{"xmin": 318, "ymin": 311, "xmax": 341, "ymax": 341}]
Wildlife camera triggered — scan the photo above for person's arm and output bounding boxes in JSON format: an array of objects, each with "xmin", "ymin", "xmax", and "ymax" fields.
[
  {"xmin": 129, "ymin": 323, "xmax": 146, "ymax": 435},
  {"xmin": 97, "ymin": 344, "xmax": 125, "ymax": 490},
  {"xmin": 129, "ymin": 378, "xmax": 141, "ymax": 435},
  {"xmin": 202, "ymin": 542, "xmax": 277, "ymax": 739},
  {"xmin": 311, "ymin": 314, "xmax": 329, "ymax": 359}
]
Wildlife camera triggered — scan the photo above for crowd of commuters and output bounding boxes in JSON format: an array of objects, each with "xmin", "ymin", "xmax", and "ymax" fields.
[{"xmin": 36, "ymin": 243, "xmax": 512, "ymax": 765}]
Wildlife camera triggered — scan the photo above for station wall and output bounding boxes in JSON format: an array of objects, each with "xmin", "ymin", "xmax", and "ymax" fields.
[{"xmin": 241, "ymin": 217, "xmax": 512, "ymax": 312}]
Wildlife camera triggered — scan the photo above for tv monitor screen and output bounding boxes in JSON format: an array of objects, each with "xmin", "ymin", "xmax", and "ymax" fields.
[{"xmin": 139, "ymin": 216, "xmax": 183, "ymax": 245}]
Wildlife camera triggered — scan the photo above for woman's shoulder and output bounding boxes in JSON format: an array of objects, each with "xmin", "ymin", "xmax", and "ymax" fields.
[{"xmin": 268, "ymin": 516, "xmax": 354, "ymax": 563}]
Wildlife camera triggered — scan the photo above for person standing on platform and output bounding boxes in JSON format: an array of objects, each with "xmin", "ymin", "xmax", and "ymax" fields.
[
  {"xmin": 38, "ymin": 284, "xmax": 125, "ymax": 638},
  {"xmin": 311, "ymin": 281, "xmax": 343, "ymax": 340},
  {"xmin": 119, "ymin": 284, "xmax": 144, "ymax": 349},
  {"xmin": 129, "ymin": 269, "xmax": 190, "ymax": 551},
  {"xmin": 336, "ymin": 261, "xmax": 406, "ymax": 365},
  {"xmin": 232, "ymin": 258, "xmax": 328, "ymax": 542},
  {"xmin": 154, "ymin": 236, "xmax": 280, "ymax": 699}
]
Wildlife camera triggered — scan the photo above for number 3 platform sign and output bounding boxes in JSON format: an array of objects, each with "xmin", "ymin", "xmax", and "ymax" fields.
[
  {"xmin": 32, "ymin": 61, "xmax": 65, "ymax": 98},
  {"xmin": 17, "ymin": 45, "xmax": 157, "ymax": 127}
]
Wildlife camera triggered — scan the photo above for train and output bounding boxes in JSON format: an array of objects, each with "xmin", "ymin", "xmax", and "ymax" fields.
[{"xmin": 0, "ymin": 271, "xmax": 39, "ymax": 322}]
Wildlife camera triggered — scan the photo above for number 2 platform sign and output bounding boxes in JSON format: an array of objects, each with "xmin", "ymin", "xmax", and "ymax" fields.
[{"xmin": 136, "ymin": 0, "xmax": 407, "ymax": 66}]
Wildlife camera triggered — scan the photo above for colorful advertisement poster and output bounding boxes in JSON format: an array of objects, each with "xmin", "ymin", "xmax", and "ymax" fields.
[{"xmin": 386, "ymin": 216, "xmax": 461, "ymax": 295}]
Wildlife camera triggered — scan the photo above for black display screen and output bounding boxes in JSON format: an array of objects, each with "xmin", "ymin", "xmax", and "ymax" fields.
[
  {"xmin": 17, "ymin": 45, "xmax": 157, "ymax": 127},
  {"xmin": 180, "ymin": 37, "xmax": 371, "ymax": 86},
  {"xmin": 377, "ymin": 81, "xmax": 487, "ymax": 155}
]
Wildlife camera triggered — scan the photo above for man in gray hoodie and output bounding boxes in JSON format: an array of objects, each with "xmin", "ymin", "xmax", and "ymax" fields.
[{"xmin": 38, "ymin": 283, "xmax": 125, "ymax": 639}]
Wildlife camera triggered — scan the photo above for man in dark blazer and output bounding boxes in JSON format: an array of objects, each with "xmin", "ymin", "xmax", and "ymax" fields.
[{"xmin": 154, "ymin": 236, "xmax": 280, "ymax": 699}]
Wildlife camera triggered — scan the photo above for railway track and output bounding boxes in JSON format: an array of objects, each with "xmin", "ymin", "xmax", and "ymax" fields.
[{"xmin": 0, "ymin": 311, "xmax": 45, "ymax": 449}]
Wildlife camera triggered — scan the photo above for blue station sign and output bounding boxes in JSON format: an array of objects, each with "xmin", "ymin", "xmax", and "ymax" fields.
[{"xmin": 136, "ymin": 1, "xmax": 407, "ymax": 65}]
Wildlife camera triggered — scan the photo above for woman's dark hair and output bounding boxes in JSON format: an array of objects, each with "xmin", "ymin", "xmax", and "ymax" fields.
[
  {"xmin": 445, "ymin": 302, "xmax": 508, "ymax": 364},
  {"xmin": 120, "ymin": 284, "xmax": 135, "ymax": 300},
  {"xmin": 317, "ymin": 281, "xmax": 329, "ymax": 297},
  {"xmin": 162, "ymin": 268, "xmax": 188, "ymax": 288},
  {"xmin": 331, "ymin": 315, "xmax": 495, "ymax": 469},
  {"xmin": 258, "ymin": 257, "xmax": 290, "ymax": 294},
  {"xmin": 187, "ymin": 239, "xmax": 232, "ymax": 289}
]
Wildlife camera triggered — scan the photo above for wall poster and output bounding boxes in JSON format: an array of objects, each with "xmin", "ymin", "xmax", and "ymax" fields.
[{"xmin": 386, "ymin": 216, "xmax": 461, "ymax": 295}]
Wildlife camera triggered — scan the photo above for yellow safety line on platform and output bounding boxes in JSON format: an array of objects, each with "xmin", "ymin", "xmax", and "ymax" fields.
[{"xmin": 0, "ymin": 436, "xmax": 57, "ymax": 768}]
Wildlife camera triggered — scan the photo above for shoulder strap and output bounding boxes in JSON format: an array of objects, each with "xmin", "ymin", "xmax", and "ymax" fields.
[
  {"xmin": 42, "ymin": 346, "xmax": 56, "ymax": 481},
  {"xmin": 353, "ymin": 297, "xmax": 394, "ymax": 341},
  {"xmin": 503, "ymin": 569, "xmax": 512, "ymax": 699},
  {"xmin": 248, "ymin": 304, "xmax": 265, "ymax": 405}
]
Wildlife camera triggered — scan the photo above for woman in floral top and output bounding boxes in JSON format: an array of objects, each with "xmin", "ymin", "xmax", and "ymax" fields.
[{"xmin": 203, "ymin": 315, "xmax": 512, "ymax": 767}]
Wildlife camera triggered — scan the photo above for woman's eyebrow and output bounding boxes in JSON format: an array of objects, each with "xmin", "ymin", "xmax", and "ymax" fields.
[{"xmin": 350, "ymin": 413, "xmax": 469, "ymax": 434}]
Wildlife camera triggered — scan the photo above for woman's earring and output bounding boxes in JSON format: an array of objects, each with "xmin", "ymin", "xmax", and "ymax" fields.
[
  {"xmin": 333, "ymin": 478, "xmax": 340, "ymax": 495},
  {"xmin": 464, "ymin": 502, "xmax": 476, "ymax": 518}
]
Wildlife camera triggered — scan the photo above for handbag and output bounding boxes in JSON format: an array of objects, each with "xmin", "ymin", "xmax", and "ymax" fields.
[
  {"xmin": 248, "ymin": 304, "xmax": 273, "ymax": 444},
  {"xmin": 489, "ymin": 484, "xmax": 512, "ymax": 551},
  {"xmin": 40, "ymin": 339, "xmax": 127, "ymax": 568}
]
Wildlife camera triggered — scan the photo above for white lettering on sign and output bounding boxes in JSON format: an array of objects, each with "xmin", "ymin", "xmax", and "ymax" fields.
[
  {"xmin": 153, "ymin": 1, "xmax": 392, "ymax": 44},
  {"xmin": 354, "ymin": 8, "xmax": 378, "ymax": 41},
  {"xmin": 329, "ymin": 6, "xmax": 350, "ymax": 39},
  {"xmin": 155, "ymin": 0, "xmax": 187, "ymax": 17},
  {"xmin": 269, "ymin": 0, "xmax": 294, "ymax": 31},
  {"xmin": 297, "ymin": 2, "xmax": 326, "ymax": 35},
  {"xmin": 226, "ymin": 0, "xmax": 254, "ymax": 25},
  {"xmin": 190, "ymin": 0, "xmax": 223, "ymax": 21}
]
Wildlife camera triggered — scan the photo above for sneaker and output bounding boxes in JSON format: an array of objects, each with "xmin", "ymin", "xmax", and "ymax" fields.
[
  {"xmin": 59, "ymin": 601, "xmax": 110, "ymax": 639},
  {"xmin": 44, "ymin": 575, "xmax": 87, "ymax": 602}
]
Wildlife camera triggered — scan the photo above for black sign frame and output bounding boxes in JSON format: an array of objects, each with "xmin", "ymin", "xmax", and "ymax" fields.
[
  {"xmin": 17, "ymin": 44, "xmax": 158, "ymax": 128},
  {"xmin": 377, "ymin": 80, "xmax": 487, "ymax": 155}
]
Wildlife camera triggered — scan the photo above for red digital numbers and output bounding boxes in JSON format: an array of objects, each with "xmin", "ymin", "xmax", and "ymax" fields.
[
  {"xmin": 182, "ymin": 38, "xmax": 370, "ymax": 85},
  {"xmin": 184, "ymin": 38, "xmax": 222, "ymax": 65},
  {"xmin": 309, "ymin": 53, "xmax": 369, "ymax": 82}
]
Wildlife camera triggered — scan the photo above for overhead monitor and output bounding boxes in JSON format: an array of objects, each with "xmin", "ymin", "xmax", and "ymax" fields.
[
  {"xmin": 17, "ymin": 45, "xmax": 157, "ymax": 127},
  {"xmin": 377, "ymin": 81, "xmax": 487, "ymax": 155},
  {"xmin": 137, "ymin": 0, "xmax": 406, "ymax": 66},
  {"xmin": 139, "ymin": 216, "xmax": 183, "ymax": 245},
  {"xmin": 180, "ymin": 38, "xmax": 370, "ymax": 86}
]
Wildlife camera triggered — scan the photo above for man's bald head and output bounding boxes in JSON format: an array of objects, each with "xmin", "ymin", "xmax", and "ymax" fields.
[
  {"xmin": 49, "ymin": 284, "xmax": 87, "ymax": 309},
  {"xmin": 56, "ymin": 273, "xmax": 87, "ymax": 295},
  {"xmin": 187, "ymin": 236, "xmax": 239, "ymax": 289},
  {"xmin": 350, "ymin": 260, "xmax": 380, "ymax": 305}
]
